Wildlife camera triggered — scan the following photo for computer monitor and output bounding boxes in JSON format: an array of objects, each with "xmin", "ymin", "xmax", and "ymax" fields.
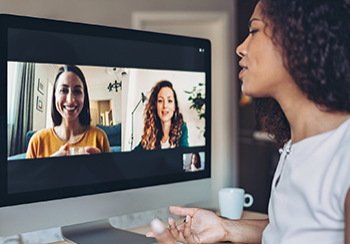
[{"xmin": 0, "ymin": 14, "xmax": 211, "ymax": 243}]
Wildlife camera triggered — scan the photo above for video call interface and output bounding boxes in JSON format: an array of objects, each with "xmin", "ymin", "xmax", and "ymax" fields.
[{"xmin": 3, "ymin": 25, "xmax": 210, "ymax": 203}]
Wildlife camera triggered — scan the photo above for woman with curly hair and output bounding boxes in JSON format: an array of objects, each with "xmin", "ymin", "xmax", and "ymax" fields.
[
  {"xmin": 147, "ymin": 0, "xmax": 350, "ymax": 243},
  {"xmin": 134, "ymin": 80, "xmax": 189, "ymax": 150}
]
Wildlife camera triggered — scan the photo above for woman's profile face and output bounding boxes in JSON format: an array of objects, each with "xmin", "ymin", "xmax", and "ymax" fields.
[
  {"xmin": 236, "ymin": 2, "xmax": 294, "ymax": 99},
  {"xmin": 55, "ymin": 71, "xmax": 85, "ymax": 124},
  {"xmin": 156, "ymin": 87, "xmax": 176, "ymax": 123}
]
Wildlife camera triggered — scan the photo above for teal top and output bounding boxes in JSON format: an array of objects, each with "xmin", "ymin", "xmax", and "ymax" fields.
[{"xmin": 134, "ymin": 122, "xmax": 189, "ymax": 150}]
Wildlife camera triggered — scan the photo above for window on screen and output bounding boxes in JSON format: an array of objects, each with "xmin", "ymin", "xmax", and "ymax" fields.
[{"xmin": 7, "ymin": 62, "xmax": 206, "ymax": 160}]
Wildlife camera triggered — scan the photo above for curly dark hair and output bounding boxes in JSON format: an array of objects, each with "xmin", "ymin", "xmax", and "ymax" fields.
[
  {"xmin": 255, "ymin": 0, "xmax": 350, "ymax": 147},
  {"xmin": 141, "ymin": 80, "xmax": 184, "ymax": 150}
]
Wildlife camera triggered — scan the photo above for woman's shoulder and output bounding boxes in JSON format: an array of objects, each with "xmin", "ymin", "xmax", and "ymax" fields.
[
  {"xmin": 331, "ymin": 117, "xmax": 350, "ymax": 150},
  {"xmin": 86, "ymin": 125, "xmax": 108, "ymax": 137},
  {"xmin": 88, "ymin": 125, "xmax": 103, "ymax": 132},
  {"xmin": 32, "ymin": 128, "xmax": 54, "ymax": 138},
  {"xmin": 179, "ymin": 122, "xmax": 189, "ymax": 147},
  {"xmin": 180, "ymin": 122, "xmax": 188, "ymax": 136},
  {"xmin": 336, "ymin": 122, "xmax": 350, "ymax": 156},
  {"xmin": 181, "ymin": 122, "xmax": 188, "ymax": 131},
  {"xmin": 28, "ymin": 128, "xmax": 55, "ymax": 145}
]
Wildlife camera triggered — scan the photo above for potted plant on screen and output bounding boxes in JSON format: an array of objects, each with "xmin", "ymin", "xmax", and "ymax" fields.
[{"xmin": 185, "ymin": 83, "xmax": 206, "ymax": 137}]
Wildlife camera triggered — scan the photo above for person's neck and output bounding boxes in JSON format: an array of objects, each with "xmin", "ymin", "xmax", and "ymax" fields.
[
  {"xmin": 161, "ymin": 121, "xmax": 171, "ymax": 143},
  {"xmin": 276, "ymin": 91, "xmax": 350, "ymax": 144},
  {"xmin": 55, "ymin": 119, "xmax": 87, "ymax": 143}
]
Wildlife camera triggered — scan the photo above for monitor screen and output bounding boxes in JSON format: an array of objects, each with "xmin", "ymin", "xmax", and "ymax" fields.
[{"xmin": 0, "ymin": 14, "xmax": 211, "ymax": 237}]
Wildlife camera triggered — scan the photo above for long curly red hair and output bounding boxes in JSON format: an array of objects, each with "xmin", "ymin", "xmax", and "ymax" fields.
[{"xmin": 141, "ymin": 80, "xmax": 184, "ymax": 150}]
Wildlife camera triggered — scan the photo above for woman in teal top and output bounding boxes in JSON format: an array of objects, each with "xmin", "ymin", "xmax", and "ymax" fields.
[{"xmin": 134, "ymin": 80, "xmax": 189, "ymax": 150}]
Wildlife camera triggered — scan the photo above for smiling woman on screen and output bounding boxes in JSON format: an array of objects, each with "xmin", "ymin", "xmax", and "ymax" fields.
[
  {"xmin": 26, "ymin": 65, "xmax": 110, "ymax": 158},
  {"xmin": 134, "ymin": 80, "xmax": 189, "ymax": 150}
]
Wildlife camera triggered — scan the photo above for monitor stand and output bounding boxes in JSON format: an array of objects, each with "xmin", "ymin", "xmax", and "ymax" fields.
[{"xmin": 61, "ymin": 219, "xmax": 157, "ymax": 244}]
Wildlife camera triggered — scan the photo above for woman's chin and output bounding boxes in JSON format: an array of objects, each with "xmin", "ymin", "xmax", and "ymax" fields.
[
  {"xmin": 241, "ymin": 88, "xmax": 264, "ymax": 99},
  {"xmin": 160, "ymin": 117, "xmax": 172, "ymax": 124},
  {"xmin": 241, "ymin": 88, "xmax": 253, "ymax": 97}
]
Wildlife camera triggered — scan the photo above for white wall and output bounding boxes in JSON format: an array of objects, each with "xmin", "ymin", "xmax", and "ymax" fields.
[{"xmin": 0, "ymin": 0, "xmax": 236, "ymax": 30}]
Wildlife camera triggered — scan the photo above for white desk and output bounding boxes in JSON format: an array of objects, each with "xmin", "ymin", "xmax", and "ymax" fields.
[{"xmin": 48, "ymin": 211, "xmax": 268, "ymax": 244}]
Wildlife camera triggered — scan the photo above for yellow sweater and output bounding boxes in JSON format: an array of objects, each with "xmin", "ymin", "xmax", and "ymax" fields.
[{"xmin": 26, "ymin": 126, "xmax": 110, "ymax": 158}]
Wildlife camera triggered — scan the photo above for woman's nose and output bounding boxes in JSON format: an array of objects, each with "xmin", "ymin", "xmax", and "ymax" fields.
[
  {"xmin": 236, "ymin": 37, "xmax": 248, "ymax": 58},
  {"xmin": 66, "ymin": 92, "xmax": 74, "ymax": 102}
]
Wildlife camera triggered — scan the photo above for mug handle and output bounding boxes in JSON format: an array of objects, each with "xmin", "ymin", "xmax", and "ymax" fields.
[{"xmin": 243, "ymin": 193, "xmax": 254, "ymax": 207}]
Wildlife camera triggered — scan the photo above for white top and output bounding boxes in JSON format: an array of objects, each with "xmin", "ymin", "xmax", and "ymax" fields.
[
  {"xmin": 262, "ymin": 118, "xmax": 350, "ymax": 244},
  {"xmin": 190, "ymin": 164, "xmax": 199, "ymax": 171},
  {"xmin": 161, "ymin": 139, "xmax": 174, "ymax": 149}
]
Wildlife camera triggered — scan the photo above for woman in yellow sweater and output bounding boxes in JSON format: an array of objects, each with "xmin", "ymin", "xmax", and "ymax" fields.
[{"xmin": 26, "ymin": 65, "xmax": 110, "ymax": 158}]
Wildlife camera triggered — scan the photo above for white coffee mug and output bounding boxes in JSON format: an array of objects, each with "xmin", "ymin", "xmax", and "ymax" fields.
[{"xmin": 218, "ymin": 187, "xmax": 254, "ymax": 219}]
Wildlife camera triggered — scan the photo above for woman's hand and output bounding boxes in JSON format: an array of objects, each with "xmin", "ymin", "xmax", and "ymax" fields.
[
  {"xmin": 84, "ymin": 146, "xmax": 101, "ymax": 154},
  {"xmin": 50, "ymin": 145, "xmax": 101, "ymax": 157},
  {"xmin": 150, "ymin": 219, "xmax": 178, "ymax": 244},
  {"xmin": 150, "ymin": 217, "xmax": 196, "ymax": 244},
  {"xmin": 50, "ymin": 144, "xmax": 69, "ymax": 157},
  {"xmin": 148, "ymin": 206, "xmax": 268, "ymax": 244},
  {"xmin": 147, "ymin": 206, "xmax": 227, "ymax": 244},
  {"xmin": 71, "ymin": 146, "xmax": 101, "ymax": 154}
]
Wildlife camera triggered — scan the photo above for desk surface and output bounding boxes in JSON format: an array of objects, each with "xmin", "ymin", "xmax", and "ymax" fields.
[{"xmin": 48, "ymin": 211, "xmax": 268, "ymax": 244}]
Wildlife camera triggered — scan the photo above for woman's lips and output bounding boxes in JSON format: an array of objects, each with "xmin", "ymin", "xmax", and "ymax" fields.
[
  {"xmin": 239, "ymin": 67, "xmax": 247, "ymax": 79},
  {"xmin": 64, "ymin": 106, "xmax": 76, "ymax": 111}
]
